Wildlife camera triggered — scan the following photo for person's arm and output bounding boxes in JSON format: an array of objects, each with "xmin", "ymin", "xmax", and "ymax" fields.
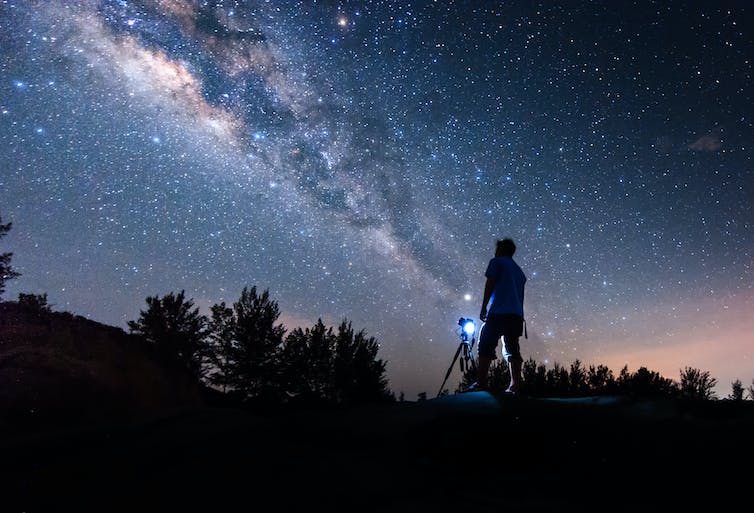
[{"xmin": 480, "ymin": 277, "xmax": 495, "ymax": 321}]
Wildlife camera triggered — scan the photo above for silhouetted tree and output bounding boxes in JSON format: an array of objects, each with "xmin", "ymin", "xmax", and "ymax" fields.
[
  {"xmin": 204, "ymin": 301, "xmax": 237, "ymax": 393},
  {"xmin": 587, "ymin": 364, "xmax": 616, "ymax": 395},
  {"xmin": 18, "ymin": 292, "xmax": 51, "ymax": 312},
  {"xmin": 128, "ymin": 290, "xmax": 208, "ymax": 380},
  {"xmin": 205, "ymin": 287, "xmax": 285, "ymax": 401},
  {"xmin": 280, "ymin": 318, "xmax": 392, "ymax": 405},
  {"xmin": 728, "ymin": 379, "xmax": 744, "ymax": 401},
  {"xmin": 546, "ymin": 363, "xmax": 570, "ymax": 396},
  {"xmin": 748, "ymin": 380, "xmax": 754, "ymax": 401},
  {"xmin": 0, "ymin": 215, "xmax": 21, "ymax": 299},
  {"xmin": 679, "ymin": 367, "xmax": 717, "ymax": 400},
  {"xmin": 569, "ymin": 360, "xmax": 588, "ymax": 396},
  {"xmin": 451, "ymin": 356, "xmax": 729, "ymax": 400},
  {"xmin": 308, "ymin": 319, "xmax": 334, "ymax": 400},
  {"xmin": 617, "ymin": 366, "xmax": 678, "ymax": 397},
  {"xmin": 522, "ymin": 357, "xmax": 547, "ymax": 396},
  {"xmin": 332, "ymin": 320, "xmax": 358, "ymax": 402},
  {"xmin": 279, "ymin": 324, "xmax": 318, "ymax": 401},
  {"xmin": 617, "ymin": 365, "xmax": 631, "ymax": 390},
  {"xmin": 334, "ymin": 320, "xmax": 393, "ymax": 404}
]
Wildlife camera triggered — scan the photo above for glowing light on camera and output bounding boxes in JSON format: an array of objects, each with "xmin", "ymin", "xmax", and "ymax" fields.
[{"xmin": 462, "ymin": 320, "xmax": 475, "ymax": 336}]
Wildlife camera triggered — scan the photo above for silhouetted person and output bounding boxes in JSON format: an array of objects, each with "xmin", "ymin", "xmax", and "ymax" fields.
[{"xmin": 469, "ymin": 238, "xmax": 527, "ymax": 393}]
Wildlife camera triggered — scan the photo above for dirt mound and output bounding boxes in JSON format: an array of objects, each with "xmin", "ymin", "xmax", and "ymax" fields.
[{"xmin": 0, "ymin": 302, "xmax": 205, "ymax": 433}]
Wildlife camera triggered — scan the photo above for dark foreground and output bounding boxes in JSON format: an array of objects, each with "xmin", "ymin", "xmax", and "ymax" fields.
[{"xmin": 4, "ymin": 393, "xmax": 754, "ymax": 512}]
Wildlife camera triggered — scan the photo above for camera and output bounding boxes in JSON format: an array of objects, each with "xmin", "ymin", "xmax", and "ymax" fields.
[{"xmin": 458, "ymin": 317, "xmax": 476, "ymax": 340}]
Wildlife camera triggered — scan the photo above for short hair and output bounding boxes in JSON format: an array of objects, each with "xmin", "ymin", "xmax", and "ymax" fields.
[{"xmin": 496, "ymin": 238, "xmax": 516, "ymax": 257}]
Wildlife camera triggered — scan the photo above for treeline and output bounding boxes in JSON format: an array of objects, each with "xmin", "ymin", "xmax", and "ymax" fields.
[
  {"xmin": 455, "ymin": 358, "xmax": 754, "ymax": 401},
  {"xmin": 3, "ymin": 215, "xmax": 752, "ymax": 404},
  {"xmin": 127, "ymin": 288, "xmax": 395, "ymax": 408},
  {"xmin": 1, "ymin": 214, "xmax": 393, "ymax": 408}
]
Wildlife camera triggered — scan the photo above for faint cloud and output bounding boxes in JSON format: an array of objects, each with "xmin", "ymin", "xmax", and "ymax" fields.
[{"xmin": 688, "ymin": 134, "xmax": 722, "ymax": 152}]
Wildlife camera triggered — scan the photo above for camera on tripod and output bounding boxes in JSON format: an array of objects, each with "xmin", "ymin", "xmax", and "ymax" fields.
[
  {"xmin": 437, "ymin": 317, "xmax": 478, "ymax": 396},
  {"xmin": 458, "ymin": 317, "xmax": 476, "ymax": 341}
]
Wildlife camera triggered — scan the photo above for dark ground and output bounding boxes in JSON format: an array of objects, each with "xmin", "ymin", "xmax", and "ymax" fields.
[{"xmin": 4, "ymin": 392, "xmax": 754, "ymax": 513}]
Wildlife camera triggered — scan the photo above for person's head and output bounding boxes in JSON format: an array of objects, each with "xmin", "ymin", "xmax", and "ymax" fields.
[{"xmin": 496, "ymin": 238, "xmax": 516, "ymax": 257}]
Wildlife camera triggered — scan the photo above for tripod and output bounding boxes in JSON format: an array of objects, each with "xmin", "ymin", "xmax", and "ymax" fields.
[{"xmin": 437, "ymin": 320, "xmax": 477, "ymax": 397}]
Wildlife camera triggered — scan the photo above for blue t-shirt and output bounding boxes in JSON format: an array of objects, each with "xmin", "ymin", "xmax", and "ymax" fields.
[{"xmin": 485, "ymin": 256, "xmax": 526, "ymax": 317}]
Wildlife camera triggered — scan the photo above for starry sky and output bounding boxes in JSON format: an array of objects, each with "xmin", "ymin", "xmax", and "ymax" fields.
[{"xmin": 1, "ymin": 1, "xmax": 752, "ymax": 399}]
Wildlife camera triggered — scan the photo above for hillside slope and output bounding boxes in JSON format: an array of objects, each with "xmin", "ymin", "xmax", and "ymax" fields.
[{"xmin": 0, "ymin": 301, "xmax": 205, "ymax": 433}]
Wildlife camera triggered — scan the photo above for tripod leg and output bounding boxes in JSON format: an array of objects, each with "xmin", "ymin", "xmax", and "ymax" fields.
[
  {"xmin": 467, "ymin": 343, "xmax": 477, "ymax": 372},
  {"xmin": 437, "ymin": 343, "xmax": 464, "ymax": 397}
]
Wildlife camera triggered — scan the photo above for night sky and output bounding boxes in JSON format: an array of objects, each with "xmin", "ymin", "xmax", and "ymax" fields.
[{"xmin": 1, "ymin": 1, "xmax": 752, "ymax": 399}]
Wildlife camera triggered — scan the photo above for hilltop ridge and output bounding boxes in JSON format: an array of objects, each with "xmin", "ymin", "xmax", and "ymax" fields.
[{"xmin": 0, "ymin": 301, "xmax": 205, "ymax": 434}]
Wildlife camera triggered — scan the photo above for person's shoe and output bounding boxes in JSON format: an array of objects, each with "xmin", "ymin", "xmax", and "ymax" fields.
[
  {"xmin": 464, "ymin": 382, "xmax": 488, "ymax": 393},
  {"xmin": 504, "ymin": 384, "xmax": 520, "ymax": 395}
]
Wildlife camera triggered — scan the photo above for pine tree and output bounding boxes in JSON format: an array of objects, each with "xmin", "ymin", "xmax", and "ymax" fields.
[
  {"xmin": 679, "ymin": 367, "xmax": 717, "ymax": 400},
  {"xmin": 522, "ymin": 357, "xmax": 547, "ymax": 397},
  {"xmin": 569, "ymin": 359, "xmax": 588, "ymax": 395},
  {"xmin": 587, "ymin": 364, "xmax": 616, "ymax": 395},
  {"xmin": 128, "ymin": 290, "xmax": 208, "ymax": 380},
  {"xmin": 546, "ymin": 363, "xmax": 570, "ymax": 396},
  {"xmin": 17, "ymin": 292, "xmax": 51, "ymax": 312},
  {"xmin": 0, "ymin": 215, "xmax": 21, "ymax": 299},
  {"xmin": 615, "ymin": 366, "xmax": 678, "ymax": 397},
  {"xmin": 279, "ymin": 318, "xmax": 393, "ymax": 405},
  {"xmin": 279, "ymin": 326, "xmax": 315, "ymax": 401},
  {"xmin": 209, "ymin": 286, "xmax": 286, "ymax": 401},
  {"xmin": 307, "ymin": 319, "xmax": 334, "ymax": 400},
  {"xmin": 728, "ymin": 379, "xmax": 744, "ymax": 401},
  {"xmin": 344, "ymin": 321, "xmax": 393, "ymax": 403},
  {"xmin": 204, "ymin": 301, "xmax": 237, "ymax": 393}
]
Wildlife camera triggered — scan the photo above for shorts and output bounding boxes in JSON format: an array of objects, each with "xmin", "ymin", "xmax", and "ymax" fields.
[{"xmin": 478, "ymin": 313, "xmax": 523, "ymax": 362}]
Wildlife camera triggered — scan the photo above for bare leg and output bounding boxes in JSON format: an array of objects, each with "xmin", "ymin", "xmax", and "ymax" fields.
[
  {"xmin": 507, "ymin": 357, "xmax": 523, "ymax": 393},
  {"xmin": 477, "ymin": 356, "xmax": 493, "ymax": 388}
]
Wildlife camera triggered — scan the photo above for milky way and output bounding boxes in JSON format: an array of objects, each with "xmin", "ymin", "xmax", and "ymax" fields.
[{"xmin": 1, "ymin": 1, "xmax": 752, "ymax": 398}]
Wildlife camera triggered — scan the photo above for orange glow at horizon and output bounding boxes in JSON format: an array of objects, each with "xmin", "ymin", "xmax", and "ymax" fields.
[{"xmin": 575, "ymin": 291, "xmax": 754, "ymax": 396}]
